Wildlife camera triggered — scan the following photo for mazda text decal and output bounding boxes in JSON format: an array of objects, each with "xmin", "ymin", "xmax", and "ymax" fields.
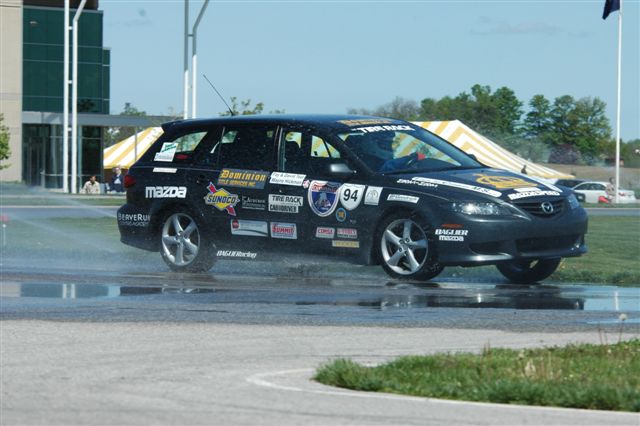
[{"xmin": 145, "ymin": 186, "xmax": 187, "ymax": 198}]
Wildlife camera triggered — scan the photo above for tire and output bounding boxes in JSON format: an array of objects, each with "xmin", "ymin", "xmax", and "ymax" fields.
[
  {"xmin": 496, "ymin": 258, "xmax": 561, "ymax": 284},
  {"xmin": 159, "ymin": 211, "xmax": 216, "ymax": 272},
  {"xmin": 376, "ymin": 212, "xmax": 443, "ymax": 281}
]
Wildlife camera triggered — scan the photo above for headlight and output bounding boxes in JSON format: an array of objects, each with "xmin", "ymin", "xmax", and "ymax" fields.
[
  {"xmin": 567, "ymin": 194, "xmax": 580, "ymax": 210},
  {"xmin": 450, "ymin": 202, "xmax": 518, "ymax": 216}
]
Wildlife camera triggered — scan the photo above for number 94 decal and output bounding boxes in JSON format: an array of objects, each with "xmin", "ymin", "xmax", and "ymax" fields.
[{"xmin": 339, "ymin": 184, "xmax": 366, "ymax": 210}]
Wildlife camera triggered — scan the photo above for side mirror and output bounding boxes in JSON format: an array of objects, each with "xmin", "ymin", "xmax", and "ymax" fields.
[{"xmin": 328, "ymin": 162, "xmax": 356, "ymax": 180}]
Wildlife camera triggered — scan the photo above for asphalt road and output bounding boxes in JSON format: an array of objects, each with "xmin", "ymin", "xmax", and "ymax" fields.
[{"xmin": 1, "ymin": 204, "xmax": 639, "ymax": 425}]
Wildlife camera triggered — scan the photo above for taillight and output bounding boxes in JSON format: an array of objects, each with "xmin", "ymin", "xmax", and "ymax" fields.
[{"xmin": 124, "ymin": 174, "xmax": 136, "ymax": 188}]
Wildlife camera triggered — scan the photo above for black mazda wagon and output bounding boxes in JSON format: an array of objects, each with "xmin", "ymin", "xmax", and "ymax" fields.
[{"xmin": 117, "ymin": 115, "xmax": 587, "ymax": 283}]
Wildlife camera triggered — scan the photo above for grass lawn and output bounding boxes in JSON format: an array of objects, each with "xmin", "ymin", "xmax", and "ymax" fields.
[{"xmin": 315, "ymin": 339, "xmax": 640, "ymax": 412}]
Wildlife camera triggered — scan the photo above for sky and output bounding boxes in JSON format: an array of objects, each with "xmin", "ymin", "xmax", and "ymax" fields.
[{"xmin": 101, "ymin": 0, "xmax": 640, "ymax": 141}]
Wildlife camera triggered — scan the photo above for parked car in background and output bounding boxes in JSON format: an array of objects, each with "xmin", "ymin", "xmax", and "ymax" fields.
[
  {"xmin": 554, "ymin": 178, "xmax": 586, "ymax": 188},
  {"xmin": 572, "ymin": 181, "xmax": 638, "ymax": 204}
]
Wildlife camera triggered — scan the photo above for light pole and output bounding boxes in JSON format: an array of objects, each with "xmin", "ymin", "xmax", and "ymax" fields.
[
  {"xmin": 183, "ymin": 0, "xmax": 189, "ymax": 119},
  {"xmin": 191, "ymin": 0, "xmax": 210, "ymax": 118},
  {"xmin": 62, "ymin": 0, "xmax": 70, "ymax": 192},
  {"xmin": 71, "ymin": 0, "xmax": 88, "ymax": 194}
]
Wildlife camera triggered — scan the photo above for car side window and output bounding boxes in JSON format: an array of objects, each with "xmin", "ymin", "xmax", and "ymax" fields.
[
  {"xmin": 149, "ymin": 128, "xmax": 209, "ymax": 164},
  {"xmin": 280, "ymin": 129, "xmax": 342, "ymax": 175},
  {"xmin": 215, "ymin": 126, "xmax": 277, "ymax": 171}
]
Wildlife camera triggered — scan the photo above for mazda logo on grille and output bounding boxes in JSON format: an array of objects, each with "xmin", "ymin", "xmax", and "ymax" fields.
[{"xmin": 541, "ymin": 202, "xmax": 554, "ymax": 214}]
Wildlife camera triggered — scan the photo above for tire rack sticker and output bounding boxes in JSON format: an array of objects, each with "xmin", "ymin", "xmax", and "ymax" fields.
[{"xmin": 268, "ymin": 194, "xmax": 304, "ymax": 214}]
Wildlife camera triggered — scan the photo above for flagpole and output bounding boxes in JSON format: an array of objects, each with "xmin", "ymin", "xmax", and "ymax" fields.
[{"xmin": 614, "ymin": 0, "xmax": 622, "ymax": 203}]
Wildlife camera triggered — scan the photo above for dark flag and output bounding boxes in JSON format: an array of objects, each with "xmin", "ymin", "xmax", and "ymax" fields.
[{"xmin": 602, "ymin": 0, "xmax": 620, "ymax": 19}]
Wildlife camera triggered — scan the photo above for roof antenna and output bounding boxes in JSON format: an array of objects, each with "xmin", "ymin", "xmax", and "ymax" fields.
[{"xmin": 203, "ymin": 74, "xmax": 235, "ymax": 116}]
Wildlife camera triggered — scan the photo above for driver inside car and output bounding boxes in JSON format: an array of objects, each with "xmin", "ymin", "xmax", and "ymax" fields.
[{"xmin": 349, "ymin": 131, "xmax": 426, "ymax": 173}]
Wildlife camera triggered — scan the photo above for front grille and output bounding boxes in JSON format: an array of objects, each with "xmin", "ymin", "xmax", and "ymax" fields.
[
  {"xmin": 516, "ymin": 234, "xmax": 580, "ymax": 252},
  {"xmin": 513, "ymin": 198, "xmax": 564, "ymax": 217}
]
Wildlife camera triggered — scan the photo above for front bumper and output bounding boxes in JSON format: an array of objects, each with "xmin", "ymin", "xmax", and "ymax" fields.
[{"xmin": 434, "ymin": 206, "xmax": 588, "ymax": 266}]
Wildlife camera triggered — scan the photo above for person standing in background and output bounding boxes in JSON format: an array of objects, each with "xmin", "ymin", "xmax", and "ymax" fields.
[
  {"xmin": 81, "ymin": 175, "xmax": 100, "ymax": 194},
  {"xmin": 110, "ymin": 167, "xmax": 125, "ymax": 193}
]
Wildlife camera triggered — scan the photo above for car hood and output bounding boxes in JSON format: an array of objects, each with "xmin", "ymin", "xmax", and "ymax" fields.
[{"xmin": 392, "ymin": 168, "xmax": 566, "ymax": 202}]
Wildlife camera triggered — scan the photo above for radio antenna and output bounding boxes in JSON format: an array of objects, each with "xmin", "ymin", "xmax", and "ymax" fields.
[{"xmin": 203, "ymin": 74, "xmax": 235, "ymax": 116}]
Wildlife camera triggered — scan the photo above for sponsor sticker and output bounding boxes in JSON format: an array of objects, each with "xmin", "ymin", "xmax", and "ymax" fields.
[
  {"xmin": 217, "ymin": 169, "xmax": 269, "ymax": 189},
  {"xmin": 335, "ymin": 207, "xmax": 347, "ymax": 222},
  {"xmin": 230, "ymin": 219, "xmax": 268, "ymax": 237},
  {"xmin": 435, "ymin": 228, "xmax": 469, "ymax": 242},
  {"xmin": 270, "ymin": 172, "xmax": 306, "ymax": 186},
  {"xmin": 315, "ymin": 227, "xmax": 335, "ymax": 239},
  {"xmin": 268, "ymin": 194, "xmax": 303, "ymax": 214},
  {"xmin": 353, "ymin": 124, "xmax": 414, "ymax": 133},
  {"xmin": 473, "ymin": 174, "xmax": 535, "ymax": 189},
  {"xmin": 204, "ymin": 182, "xmax": 238, "ymax": 216},
  {"xmin": 241, "ymin": 195, "xmax": 266, "ymax": 211},
  {"xmin": 152, "ymin": 167, "xmax": 177, "ymax": 173},
  {"xmin": 270, "ymin": 222, "xmax": 297, "ymax": 239},
  {"xmin": 308, "ymin": 180, "xmax": 341, "ymax": 217},
  {"xmin": 397, "ymin": 178, "xmax": 437, "ymax": 188},
  {"xmin": 339, "ymin": 184, "xmax": 365, "ymax": 210},
  {"xmin": 145, "ymin": 186, "xmax": 187, "ymax": 199},
  {"xmin": 337, "ymin": 228, "xmax": 358, "ymax": 239},
  {"xmin": 117, "ymin": 213, "xmax": 150, "ymax": 227},
  {"xmin": 387, "ymin": 194, "xmax": 419, "ymax": 204},
  {"xmin": 507, "ymin": 190, "xmax": 561, "ymax": 200},
  {"xmin": 332, "ymin": 240, "xmax": 360, "ymax": 249},
  {"xmin": 154, "ymin": 142, "xmax": 178, "ymax": 162},
  {"xmin": 411, "ymin": 177, "xmax": 502, "ymax": 198},
  {"xmin": 364, "ymin": 186, "xmax": 383, "ymax": 205},
  {"xmin": 216, "ymin": 250, "xmax": 257, "ymax": 259}
]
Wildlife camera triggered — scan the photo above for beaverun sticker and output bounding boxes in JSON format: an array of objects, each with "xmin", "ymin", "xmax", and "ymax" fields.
[
  {"xmin": 339, "ymin": 184, "xmax": 365, "ymax": 210},
  {"xmin": 315, "ymin": 227, "xmax": 335, "ymax": 239},
  {"xmin": 435, "ymin": 228, "xmax": 469, "ymax": 242},
  {"xmin": 332, "ymin": 240, "xmax": 360, "ymax": 249},
  {"xmin": 154, "ymin": 142, "xmax": 178, "ymax": 162},
  {"xmin": 204, "ymin": 182, "xmax": 238, "ymax": 216},
  {"xmin": 217, "ymin": 169, "xmax": 269, "ymax": 189},
  {"xmin": 145, "ymin": 186, "xmax": 186, "ymax": 198},
  {"xmin": 268, "ymin": 194, "xmax": 303, "ymax": 213},
  {"xmin": 387, "ymin": 194, "xmax": 419, "ymax": 204},
  {"xmin": 308, "ymin": 180, "xmax": 341, "ymax": 217},
  {"xmin": 117, "ymin": 213, "xmax": 150, "ymax": 227},
  {"xmin": 473, "ymin": 174, "xmax": 534, "ymax": 189},
  {"xmin": 270, "ymin": 172, "xmax": 306, "ymax": 186},
  {"xmin": 411, "ymin": 177, "xmax": 502, "ymax": 198},
  {"xmin": 364, "ymin": 186, "xmax": 383, "ymax": 205},
  {"xmin": 230, "ymin": 219, "xmax": 268, "ymax": 237},
  {"xmin": 270, "ymin": 222, "xmax": 297, "ymax": 239}
]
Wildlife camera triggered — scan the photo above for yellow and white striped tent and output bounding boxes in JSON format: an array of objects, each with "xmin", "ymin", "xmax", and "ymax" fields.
[
  {"xmin": 103, "ymin": 127, "xmax": 164, "ymax": 170},
  {"xmin": 412, "ymin": 120, "xmax": 572, "ymax": 179}
]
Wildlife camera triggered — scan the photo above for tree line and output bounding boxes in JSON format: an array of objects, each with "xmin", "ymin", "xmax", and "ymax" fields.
[{"xmin": 348, "ymin": 84, "xmax": 640, "ymax": 167}]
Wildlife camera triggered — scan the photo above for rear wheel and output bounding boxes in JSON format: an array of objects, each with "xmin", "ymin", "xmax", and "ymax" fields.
[
  {"xmin": 496, "ymin": 258, "xmax": 561, "ymax": 284},
  {"xmin": 160, "ymin": 211, "xmax": 216, "ymax": 272},
  {"xmin": 377, "ymin": 213, "xmax": 443, "ymax": 281}
]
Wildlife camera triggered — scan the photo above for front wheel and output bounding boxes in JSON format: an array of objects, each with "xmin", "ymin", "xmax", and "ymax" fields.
[
  {"xmin": 160, "ymin": 211, "xmax": 216, "ymax": 272},
  {"xmin": 376, "ymin": 213, "xmax": 443, "ymax": 281},
  {"xmin": 496, "ymin": 258, "xmax": 561, "ymax": 284}
]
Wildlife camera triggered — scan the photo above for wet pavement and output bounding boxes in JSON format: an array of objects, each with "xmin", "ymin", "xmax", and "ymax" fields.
[{"xmin": 1, "ymin": 265, "xmax": 638, "ymax": 331}]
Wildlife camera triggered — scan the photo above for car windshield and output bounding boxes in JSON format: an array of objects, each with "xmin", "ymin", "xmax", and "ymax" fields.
[{"xmin": 337, "ymin": 125, "xmax": 482, "ymax": 174}]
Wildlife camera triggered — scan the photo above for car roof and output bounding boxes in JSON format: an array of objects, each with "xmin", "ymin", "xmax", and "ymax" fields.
[{"xmin": 161, "ymin": 114, "xmax": 409, "ymax": 134}]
